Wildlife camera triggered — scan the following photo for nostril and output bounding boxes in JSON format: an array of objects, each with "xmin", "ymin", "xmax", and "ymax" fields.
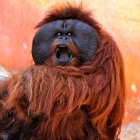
[{"xmin": 59, "ymin": 36, "xmax": 67, "ymax": 40}]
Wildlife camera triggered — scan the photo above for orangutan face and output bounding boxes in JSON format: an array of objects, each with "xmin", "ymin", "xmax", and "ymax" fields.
[{"xmin": 32, "ymin": 19, "xmax": 99, "ymax": 66}]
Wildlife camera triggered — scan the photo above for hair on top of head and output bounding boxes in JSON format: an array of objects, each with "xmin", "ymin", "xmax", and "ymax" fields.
[{"xmin": 35, "ymin": 3, "xmax": 100, "ymax": 31}]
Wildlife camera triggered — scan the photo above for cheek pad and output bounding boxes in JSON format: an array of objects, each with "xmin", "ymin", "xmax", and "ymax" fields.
[
  {"xmin": 32, "ymin": 21, "xmax": 63, "ymax": 64},
  {"xmin": 72, "ymin": 21, "xmax": 99, "ymax": 62},
  {"xmin": 32, "ymin": 42, "xmax": 53, "ymax": 65}
]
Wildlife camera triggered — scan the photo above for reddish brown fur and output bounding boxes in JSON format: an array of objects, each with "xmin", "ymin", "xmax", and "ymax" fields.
[{"xmin": 0, "ymin": 4, "xmax": 125, "ymax": 140}]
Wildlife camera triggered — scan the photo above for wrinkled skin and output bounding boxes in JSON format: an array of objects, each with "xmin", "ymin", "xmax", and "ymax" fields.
[{"xmin": 32, "ymin": 19, "xmax": 99, "ymax": 66}]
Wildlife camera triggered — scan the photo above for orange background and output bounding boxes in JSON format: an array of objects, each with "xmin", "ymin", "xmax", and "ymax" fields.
[{"xmin": 0, "ymin": 0, "xmax": 140, "ymax": 123}]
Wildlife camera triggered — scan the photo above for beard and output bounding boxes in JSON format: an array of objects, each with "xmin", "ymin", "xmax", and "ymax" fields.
[{"xmin": 4, "ymin": 44, "xmax": 125, "ymax": 140}]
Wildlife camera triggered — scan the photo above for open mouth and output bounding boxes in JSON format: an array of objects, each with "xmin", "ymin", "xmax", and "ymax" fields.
[{"xmin": 55, "ymin": 45, "xmax": 72, "ymax": 63}]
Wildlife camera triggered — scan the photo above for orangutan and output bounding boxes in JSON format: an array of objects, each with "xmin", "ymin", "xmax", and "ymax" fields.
[{"xmin": 0, "ymin": 4, "xmax": 125, "ymax": 140}]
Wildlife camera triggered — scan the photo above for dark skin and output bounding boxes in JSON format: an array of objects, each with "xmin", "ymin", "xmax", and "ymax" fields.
[{"xmin": 32, "ymin": 19, "xmax": 99, "ymax": 66}]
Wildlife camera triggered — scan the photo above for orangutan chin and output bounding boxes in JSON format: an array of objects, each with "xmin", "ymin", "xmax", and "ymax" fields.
[{"xmin": 0, "ymin": 4, "xmax": 125, "ymax": 140}]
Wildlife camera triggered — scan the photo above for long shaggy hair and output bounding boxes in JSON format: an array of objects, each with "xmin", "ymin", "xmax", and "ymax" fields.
[{"xmin": 0, "ymin": 4, "xmax": 125, "ymax": 140}]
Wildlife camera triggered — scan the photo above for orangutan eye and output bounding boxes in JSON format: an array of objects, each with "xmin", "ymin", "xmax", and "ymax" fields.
[
  {"xmin": 57, "ymin": 32, "xmax": 62, "ymax": 36},
  {"xmin": 67, "ymin": 32, "xmax": 72, "ymax": 36}
]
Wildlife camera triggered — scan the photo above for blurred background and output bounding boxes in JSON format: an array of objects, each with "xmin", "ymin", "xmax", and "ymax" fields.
[{"xmin": 0, "ymin": 0, "xmax": 140, "ymax": 139}]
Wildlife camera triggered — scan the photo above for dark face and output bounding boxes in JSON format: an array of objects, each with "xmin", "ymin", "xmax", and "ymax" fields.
[{"xmin": 32, "ymin": 19, "xmax": 99, "ymax": 66}]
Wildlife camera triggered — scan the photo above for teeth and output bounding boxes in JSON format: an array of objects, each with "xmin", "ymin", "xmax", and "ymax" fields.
[
  {"xmin": 56, "ymin": 48, "xmax": 60, "ymax": 52},
  {"xmin": 55, "ymin": 47, "xmax": 71, "ymax": 55},
  {"xmin": 68, "ymin": 49, "xmax": 70, "ymax": 54}
]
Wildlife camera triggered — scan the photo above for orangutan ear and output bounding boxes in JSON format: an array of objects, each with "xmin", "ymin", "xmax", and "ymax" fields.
[{"xmin": 89, "ymin": 34, "xmax": 125, "ymax": 139}]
